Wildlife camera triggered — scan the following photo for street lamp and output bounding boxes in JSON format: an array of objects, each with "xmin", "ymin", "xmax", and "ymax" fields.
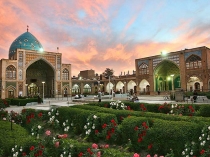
[
  {"xmin": 171, "ymin": 74, "xmax": 174, "ymax": 91},
  {"xmin": 109, "ymin": 76, "xmax": 111, "ymax": 99},
  {"xmin": 98, "ymin": 80, "xmax": 100, "ymax": 91},
  {"xmin": 42, "ymin": 81, "xmax": 45, "ymax": 103},
  {"xmin": 25, "ymin": 84, "xmax": 28, "ymax": 97}
]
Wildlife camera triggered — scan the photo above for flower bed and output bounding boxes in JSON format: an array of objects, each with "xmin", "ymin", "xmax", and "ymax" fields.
[{"xmin": 0, "ymin": 100, "xmax": 210, "ymax": 156}]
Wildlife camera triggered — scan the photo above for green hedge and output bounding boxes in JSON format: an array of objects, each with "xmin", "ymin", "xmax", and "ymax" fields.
[
  {"xmin": 0, "ymin": 121, "xmax": 36, "ymax": 156},
  {"xmin": 71, "ymin": 105, "xmax": 210, "ymax": 124},
  {"xmin": 87, "ymin": 101, "xmax": 202, "ymax": 115},
  {"xmin": 10, "ymin": 98, "xmax": 39, "ymax": 106},
  {"xmin": 57, "ymin": 107, "xmax": 117, "ymax": 136},
  {"xmin": 145, "ymin": 119, "xmax": 202, "ymax": 156},
  {"xmin": 198, "ymin": 105, "xmax": 210, "ymax": 117}
]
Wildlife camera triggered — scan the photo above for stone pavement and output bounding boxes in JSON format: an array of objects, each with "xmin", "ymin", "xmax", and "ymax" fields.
[{"xmin": 6, "ymin": 94, "xmax": 207, "ymax": 113}]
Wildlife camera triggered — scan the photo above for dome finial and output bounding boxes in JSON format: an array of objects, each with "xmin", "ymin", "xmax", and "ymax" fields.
[{"xmin": 27, "ymin": 25, "xmax": 29, "ymax": 32}]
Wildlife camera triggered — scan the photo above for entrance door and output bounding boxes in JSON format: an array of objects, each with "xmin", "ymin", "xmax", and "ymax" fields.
[
  {"xmin": 194, "ymin": 82, "xmax": 200, "ymax": 92},
  {"xmin": 28, "ymin": 83, "xmax": 38, "ymax": 96},
  {"xmin": 8, "ymin": 90, "xmax": 14, "ymax": 98}
]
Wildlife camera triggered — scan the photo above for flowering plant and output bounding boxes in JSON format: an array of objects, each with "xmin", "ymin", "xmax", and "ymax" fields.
[
  {"xmin": 198, "ymin": 125, "xmax": 210, "ymax": 156},
  {"xmin": 181, "ymin": 141, "xmax": 197, "ymax": 157},
  {"xmin": 101, "ymin": 119, "xmax": 118, "ymax": 143},
  {"xmin": 158, "ymin": 102, "xmax": 171, "ymax": 114},
  {"xmin": 140, "ymin": 104, "xmax": 147, "ymax": 112},
  {"xmin": 187, "ymin": 105, "xmax": 195, "ymax": 117},
  {"xmin": 169, "ymin": 104, "xmax": 184, "ymax": 115},
  {"xmin": 62, "ymin": 119, "xmax": 74, "ymax": 133},
  {"xmin": 0, "ymin": 108, "xmax": 8, "ymax": 121},
  {"xmin": 110, "ymin": 100, "xmax": 127, "ymax": 110},
  {"xmin": 10, "ymin": 145, "xmax": 24, "ymax": 157},
  {"xmin": 0, "ymin": 99, "xmax": 9, "ymax": 109},
  {"xmin": 84, "ymin": 114, "xmax": 100, "ymax": 141},
  {"xmin": 47, "ymin": 108, "xmax": 60, "ymax": 130},
  {"xmin": 134, "ymin": 121, "xmax": 149, "ymax": 143},
  {"xmin": 31, "ymin": 124, "xmax": 44, "ymax": 139}
]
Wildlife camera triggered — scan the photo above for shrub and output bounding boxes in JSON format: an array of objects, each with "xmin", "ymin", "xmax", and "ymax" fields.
[
  {"xmin": 0, "ymin": 121, "xmax": 35, "ymax": 156},
  {"xmin": 198, "ymin": 105, "xmax": 210, "ymax": 117}
]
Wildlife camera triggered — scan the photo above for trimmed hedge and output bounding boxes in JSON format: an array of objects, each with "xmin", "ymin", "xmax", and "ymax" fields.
[
  {"xmin": 0, "ymin": 121, "xmax": 36, "ymax": 156},
  {"xmin": 10, "ymin": 98, "xmax": 39, "ymax": 106},
  {"xmin": 198, "ymin": 105, "xmax": 210, "ymax": 117},
  {"xmin": 145, "ymin": 119, "xmax": 202, "ymax": 156},
  {"xmin": 57, "ymin": 107, "xmax": 117, "ymax": 135},
  {"xmin": 71, "ymin": 105, "xmax": 210, "ymax": 124}
]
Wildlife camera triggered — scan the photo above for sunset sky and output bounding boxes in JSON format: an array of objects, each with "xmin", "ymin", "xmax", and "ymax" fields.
[{"xmin": 1, "ymin": 0, "xmax": 210, "ymax": 76}]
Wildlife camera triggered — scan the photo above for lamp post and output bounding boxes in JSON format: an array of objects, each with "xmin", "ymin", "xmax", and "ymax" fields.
[
  {"xmin": 109, "ymin": 76, "xmax": 111, "ymax": 99},
  {"xmin": 42, "ymin": 81, "xmax": 45, "ymax": 103},
  {"xmin": 98, "ymin": 80, "xmax": 100, "ymax": 91},
  {"xmin": 171, "ymin": 74, "xmax": 174, "ymax": 91},
  {"xmin": 171, "ymin": 74, "xmax": 174, "ymax": 99},
  {"xmin": 25, "ymin": 84, "xmax": 28, "ymax": 97},
  {"xmin": 124, "ymin": 81, "xmax": 127, "ymax": 99}
]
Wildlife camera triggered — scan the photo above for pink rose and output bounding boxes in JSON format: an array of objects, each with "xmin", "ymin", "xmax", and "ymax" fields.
[
  {"xmin": 133, "ymin": 153, "xmax": 140, "ymax": 157},
  {"xmin": 92, "ymin": 143, "xmax": 98, "ymax": 149},
  {"xmin": 55, "ymin": 141, "xmax": 59, "ymax": 148},
  {"xmin": 104, "ymin": 144, "xmax": 109, "ymax": 148},
  {"xmin": 147, "ymin": 155, "xmax": 151, "ymax": 157},
  {"xmin": 154, "ymin": 155, "xmax": 158, "ymax": 157},
  {"xmin": 45, "ymin": 130, "xmax": 51, "ymax": 136},
  {"xmin": 97, "ymin": 151, "xmax": 101, "ymax": 157}
]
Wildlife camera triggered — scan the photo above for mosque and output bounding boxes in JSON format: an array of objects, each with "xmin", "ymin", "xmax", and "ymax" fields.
[
  {"xmin": 72, "ymin": 46, "xmax": 210, "ymax": 96},
  {"xmin": 1, "ymin": 28, "xmax": 210, "ymax": 99},
  {"xmin": 0, "ymin": 27, "xmax": 71, "ymax": 99}
]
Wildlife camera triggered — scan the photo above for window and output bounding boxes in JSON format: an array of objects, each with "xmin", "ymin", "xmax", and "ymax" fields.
[
  {"xmin": 186, "ymin": 55, "xmax": 202, "ymax": 69},
  {"xmin": 139, "ymin": 63, "xmax": 149, "ymax": 75},
  {"xmin": 6, "ymin": 65, "xmax": 16, "ymax": 79},
  {"xmin": 62, "ymin": 68, "xmax": 69, "ymax": 80}
]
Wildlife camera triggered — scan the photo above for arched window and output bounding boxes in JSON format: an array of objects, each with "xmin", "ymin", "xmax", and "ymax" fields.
[
  {"xmin": 83, "ymin": 84, "xmax": 91, "ymax": 93},
  {"xmin": 139, "ymin": 63, "xmax": 149, "ymax": 75},
  {"xmin": 186, "ymin": 55, "xmax": 202, "ymax": 69},
  {"xmin": 62, "ymin": 68, "xmax": 69, "ymax": 80},
  {"xmin": 6, "ymin": 65, "xmax": 16, "ymax": 79}
]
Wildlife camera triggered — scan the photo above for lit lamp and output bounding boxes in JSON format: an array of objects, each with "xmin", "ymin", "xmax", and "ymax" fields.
[
  {"xmin": 171, "ymin": 74, "xmax": 174, "ymax": 91},
  {"xmin": 25, "ymin": 84, "xmax": 28, "ymax": 97},
  {"xmin": 42, "ymin": 81, "xmax": 45, "ymax": 103},
  {"xmin": 98, "ymin": 80, "xmax": 100, "ymax": 91}
]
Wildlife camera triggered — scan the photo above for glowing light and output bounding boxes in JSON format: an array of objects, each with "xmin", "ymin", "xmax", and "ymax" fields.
[
  {"xmin": 39, "ymin": 48, "xmax": 44, "ymax": 52},
  {"xmin": 161, "ymin": 50, "xmax": 167, "ymax": 56}
]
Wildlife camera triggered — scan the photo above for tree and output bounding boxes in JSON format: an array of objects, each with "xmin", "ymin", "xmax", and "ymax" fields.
[{"xmin": 102, "ymin": 68, "xmax": 114, "ymax": 79}]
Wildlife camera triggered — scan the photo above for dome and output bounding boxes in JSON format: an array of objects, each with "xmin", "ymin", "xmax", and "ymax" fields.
[{"xmin": 9, "ymin": 31, "xmax": 44, "ymax": 58}]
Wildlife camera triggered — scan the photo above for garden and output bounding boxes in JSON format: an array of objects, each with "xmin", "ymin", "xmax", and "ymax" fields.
[{"xmin": 0, "ymin": 98, "xmax": 210, "ymax": 157}]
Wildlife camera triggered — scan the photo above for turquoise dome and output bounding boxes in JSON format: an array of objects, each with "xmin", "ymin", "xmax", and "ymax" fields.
[{"xmin": 9, "ymin": 31, "xmax": 44, "ymax": 58}]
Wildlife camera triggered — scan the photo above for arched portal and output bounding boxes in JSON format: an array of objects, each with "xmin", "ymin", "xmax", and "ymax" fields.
[
  {"xmin": 72, "ymin": 84, "xmax": 80, "ymax": 94},
  {"xmin": 154, "ymin": 60, "xmax": 180, "ymax": 92},
  {"xmin": 127, "ymin": 80, "xmax": 136, "ymax": 95},
  {"xmin": 106, "ymin": 82, "xmax": 114, "ymax": 94},
  {"xmin": 83, "ymin": 84, "xmax": 91, "ymax": 94},
  {"xmin": 139, "ymin": 79, "xmax": 150, "ymax": 94},
  {"xmin": 26, "ymin": 59, "xmax": 54, "ymax": 97},
  {"xmin": 187, "ymin": 76, "xmax": 203, "ymax": 92},
  {"xmin": 116, "ymin": 81, "xmax": 124, "ymax": 93}
]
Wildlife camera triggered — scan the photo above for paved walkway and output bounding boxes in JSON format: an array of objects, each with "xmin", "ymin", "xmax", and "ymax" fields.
[{"xmin": 5, "ymin": 94, "xmax": 207, "ymax": 113}]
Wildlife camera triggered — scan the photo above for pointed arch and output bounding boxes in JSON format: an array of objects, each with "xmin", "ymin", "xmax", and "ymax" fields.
[
  {"xmin": 139, "ymin": 63, "xmax": 149, "ymax": 75},
  {"xmin": 6, "ymin": 65, "xmax": 16, "ymax": 79},
  {"xmin": 154, "ymin": 60, "xmax": 180, "ymax": 92},
  {"xmin": 62, "ymin": 68, "xmax": 69, "ymax": 80},
  {"xmin": 139, "ymin": 79, "xmax": 150, "ymax": 94},
  {"xmin": 186, "ymin": 54, "xmax": 202, "ymax": 69}
]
